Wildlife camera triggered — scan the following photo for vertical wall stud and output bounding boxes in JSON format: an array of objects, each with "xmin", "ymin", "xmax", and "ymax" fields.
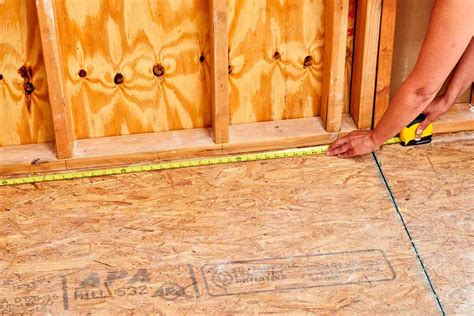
[
  {"xmin": 374, "ymin": 0, "xmax": 397, "ymax": 127},
  {"xmin": 210, "ymin": 0, "xmax": 229, "ymax": 143},
  {"xmin": 350, "ymin": 0, "xmax": 383, "ymax": 129},
  {"xmin": 36, "ymin": 0, "xmax": 74, "ymax": 159},
  {"xmin": 321, "ymin": 0, "xmax": 350, "ymax": 132}
]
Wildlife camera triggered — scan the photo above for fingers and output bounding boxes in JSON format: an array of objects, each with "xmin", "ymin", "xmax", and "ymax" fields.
[
  {"xmin": 327, "ymin": 137, "xmax": 349, "ymax": 155},
  {"xmin": 337, "ymin": 149, "xmax": 355, "ymax": 159},
  {"xmin": 328, "ymin": 143, "xmax": 351, "ymax": 156},
  {"xmin": 417, "ymin": 114, "xmax": 433, "ymax": 134}
]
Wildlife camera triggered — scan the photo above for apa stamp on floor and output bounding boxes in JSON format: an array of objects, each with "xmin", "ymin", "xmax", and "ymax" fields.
[
  {"xmin": 201, "ymin": 249, "xmax": 396, "ymax": 296},
  {"xmin": 0, "ymin": 265, "xmax": 199, "ymax": 313}
]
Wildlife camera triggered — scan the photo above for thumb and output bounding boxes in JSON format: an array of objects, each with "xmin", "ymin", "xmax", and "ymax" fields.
[{"xmin": 416, "ymin": 115, "xmax": 432, "ymax": 134}]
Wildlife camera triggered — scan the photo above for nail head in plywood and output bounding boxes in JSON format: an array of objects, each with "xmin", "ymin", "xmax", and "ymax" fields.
[
  {"xmin": 321, "ymin": 0, "xmax": 349, "ymax": 132},
  {"xmin": 36, "ymin": 0, "xmax": 74, "ymax": 158},
  {"xmin": 0, "ymin": 0, "xmax": 55, "ymax": 146},
  {"xmin": 350, "ymin": 0, "xmax": 383, "ymax": 129}
]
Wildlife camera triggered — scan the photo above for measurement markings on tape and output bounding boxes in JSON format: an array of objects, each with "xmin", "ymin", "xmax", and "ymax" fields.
[{"xmin": 0, "ymin": 138, "xmax": 401, "ymax": 187}]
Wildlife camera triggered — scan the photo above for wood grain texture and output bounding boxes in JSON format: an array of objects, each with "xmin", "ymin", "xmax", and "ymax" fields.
[
  {"xmin": 0, "ymin": 116, "xmax": 356, "ymax": 176},
  {"xmin": 377, "ymin": 135, "xmax": 474, "ymax": 314},
  {"xmin": 374, "ymin": 0, "xmax": 396, "ymax": 127},
  {"xmin": 350, "ymin": 0, "xmax": 382, "ymax": 129},
  {"xmin": 54, "ymin": 0, "xmax": 211, "ymax": 139},
  {"xmin": 37, "ymin": 0, "xmax": 74, "ymax": 158},
  {"xmin": 210, "ymin": 0, "xmax": 229, "ymax": 143},
  {"xmin": 0, "ymin": 0, "xmax": 54, "ymax": 146},
  {"xmin": 0, "ymin": 149, "xmax": 439, "ymax": 314},
  {"xmin": 228, "ymin": 0, "xmax": 325, "ymax": 124},
  {"xmin": 320, "ymin": 0, "xmax": 349, "ymax": 132}
]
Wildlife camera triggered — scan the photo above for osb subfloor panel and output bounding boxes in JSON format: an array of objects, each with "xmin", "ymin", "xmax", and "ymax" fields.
[
  {"xmin": 376, "ymin": 136, "xmax": 474, "ymax": 315},
  {"xmin": 1, "ymin": 147, "xmax": 457, "ymax": 314}
]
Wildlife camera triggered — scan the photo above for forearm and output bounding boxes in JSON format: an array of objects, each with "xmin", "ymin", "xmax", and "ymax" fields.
[
  {"xmin": 372, "ymin": 82, "xmax": 434, "ymax": 145},
  {"xmin": 440, "ymin": 39, "xmax": 474, "ymax": 105}
]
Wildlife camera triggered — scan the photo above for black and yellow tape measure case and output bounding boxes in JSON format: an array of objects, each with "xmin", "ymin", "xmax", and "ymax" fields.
[{"xmin": 399, "ymin": 113, "xmax": 433, "ymax": 146}]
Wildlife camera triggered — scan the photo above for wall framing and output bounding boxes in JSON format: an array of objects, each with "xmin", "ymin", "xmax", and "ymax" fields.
[{"xmin": 0, "ymin": 0, "xmax": 473, "ymax": 176}]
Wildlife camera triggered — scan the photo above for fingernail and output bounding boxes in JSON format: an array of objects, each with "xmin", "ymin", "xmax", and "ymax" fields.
[{"xmin": 416, "ymin": 128, "xmax": 423, "ymax": 135}]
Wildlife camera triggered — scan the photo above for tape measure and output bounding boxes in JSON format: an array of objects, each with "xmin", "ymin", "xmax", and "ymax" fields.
[
  {"xmin": 0, "ymin": 138, "xmax": 402, "ymax": 187},
  {"xmin": 399, "ymin": 113, "xmax": 433, "ymax": 146}
]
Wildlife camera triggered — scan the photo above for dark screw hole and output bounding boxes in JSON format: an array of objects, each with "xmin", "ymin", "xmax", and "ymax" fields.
[
  {"xmin": 24, "ymin": 82, "xmax": 35, "ymax": 95},
  {"xmin": 228, "ymin": 64, "xmax": 233, "ymax": 74},
  {"xmin": 114, "ymin": 73, "xmax": 124, "ymax": 85},
  {"xmin": 199, "ymin": 55, "xmax": 205, "ymax": 63},
  {"xmin": 303, "ymin": 55, "xmax": 313, "ymax": 68},
  {"xmin": 0, "ymin": 74, "xmax": 3, "ymax": 80},
  {"xmin": 273, "ymin": 51, "xmax": 281, "ymax": 60},
  {"xmin": 153, "ymin": 64, "xmax": 165, "ymax": 77},
  {"xmin": 78, "ymin": 69, "xmax": 87, "ymax": 78}
]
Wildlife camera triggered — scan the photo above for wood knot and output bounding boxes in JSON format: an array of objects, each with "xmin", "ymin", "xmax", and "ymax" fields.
[
  {"xmin": 114, "ymin": 73, "xmax": 124, "ymax": 85},
  {"xmin": 153, "ymin": 64, "xmax": 165, "ymax": 77},
  {"xmin": 228, "ymin": 64, "xmax": 233, "ymax": 74},
  {"xmin": 24, "ymin": 82, "xmax": 35, "ymax": 95},
  {"xmin": 0, "ymin": 74, "xmax": 3, "ymax": 80},
  {"xmin": 303, "ymin": 55, "xmax": 313, "ymax": 68},
  {"xmin": 273, "ymin": 51, "xmax": 281, "ymax": 60},
  {"xmin": 78, "ymin": 69, "xmax": 87, "ymax": 78},
  {"xmin": 199, "ymin": 55, "xmax": 205, "ymax": 63}
]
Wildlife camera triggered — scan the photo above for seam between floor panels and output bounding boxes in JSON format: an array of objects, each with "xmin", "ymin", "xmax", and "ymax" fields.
[{"xmin": 371, "ymin": 152, "xmax": 446, "ymax": 316}]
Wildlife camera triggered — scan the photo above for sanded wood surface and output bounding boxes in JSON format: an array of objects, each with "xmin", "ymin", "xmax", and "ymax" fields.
[
  {"xmin": 53, "ymin": 0, "xmax": 211, "ymax": 139},
  {"xmin": 1, "ymin": 150, "xmax": 440, "ymax": 314},
  {"xmin": 376, "ymin": 134, "xmax": 474, "ymax": 314},
  {"xmin": 0, "ymin": 0, "xmax": 54, "ymax": 146},
  {"xmin": 228, "ymin": 0, "xmax": 325, "ymax": 124}
]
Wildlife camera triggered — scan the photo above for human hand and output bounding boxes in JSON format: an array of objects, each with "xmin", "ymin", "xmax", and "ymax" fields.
[
  {"xmin": 417, "ymin": 96, "xmax": 450, "ymax": 133},
  {"xmin": 327, "ymin": 130, "xmax": 381, "ymax": 158}
]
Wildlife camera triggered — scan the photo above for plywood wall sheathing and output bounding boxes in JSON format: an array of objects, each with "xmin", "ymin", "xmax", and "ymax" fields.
[
  {"xmin": 53, "ymin": 0, "xmax": 211, "ymax": 139},
  {"xmin": 0, "ymin": 0, "xmax": 54, "ymax": 146},
  {"xmin": 228, "ymin": 0, "xmax": 326, "ymax": 124}
]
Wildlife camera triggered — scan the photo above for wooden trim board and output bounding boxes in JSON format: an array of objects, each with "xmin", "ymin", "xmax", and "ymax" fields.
[
  {"xmin": 0, "ymin": 116, "xmax": 356, "ymax": 176},
  {"xmin": 2, "ymin": 102, "xmax": 474, "ymax": 177},
  {"xmin": 432, "ymin": 103, "xmax": 474, "ymax": 134}
]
